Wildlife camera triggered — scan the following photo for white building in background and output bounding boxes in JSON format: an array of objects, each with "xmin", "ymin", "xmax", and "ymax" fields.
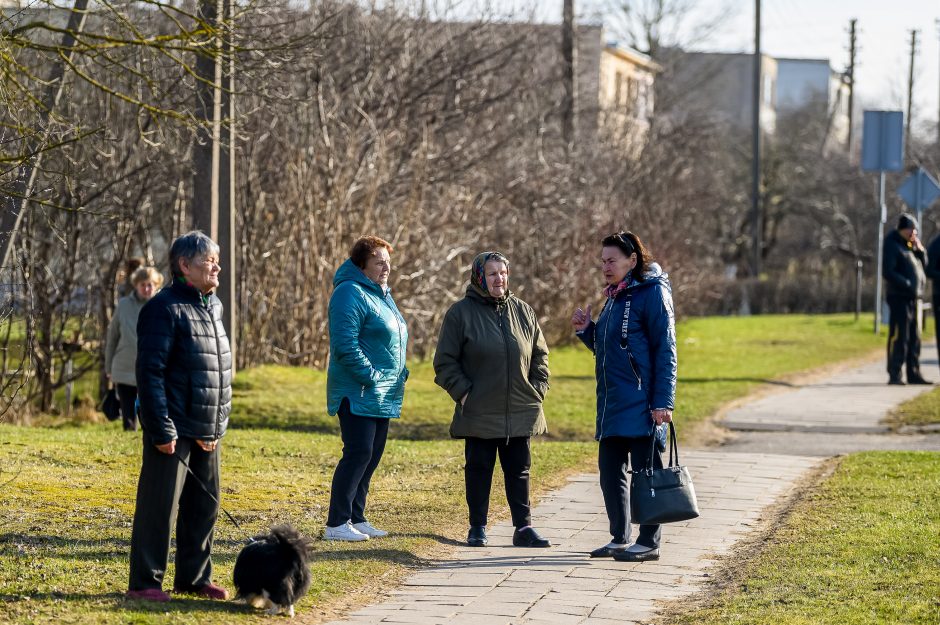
[
  {"xmin": 775, "ymin": 58, "xmax": 851, "ymax": 150},
  {"xmin": 660, "ymin": 52, "xmax": 779, "ymax": 136}
]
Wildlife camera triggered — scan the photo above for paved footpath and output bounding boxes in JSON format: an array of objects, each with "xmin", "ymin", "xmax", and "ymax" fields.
[{"xmin": 324, "ymin": 355, "xmax": 938, "ymax": 625}]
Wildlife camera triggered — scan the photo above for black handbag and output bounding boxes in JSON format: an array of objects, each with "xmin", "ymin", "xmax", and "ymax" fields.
[
  {"xmin": 629, "ymin": 422, "xmax": 700, "ymax": 524},
  {"xmin": 101, "ymin": 387, "xmax": 121, "ymax": 422}
]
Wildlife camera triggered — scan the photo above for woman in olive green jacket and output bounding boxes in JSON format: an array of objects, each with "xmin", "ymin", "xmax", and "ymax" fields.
[{"xmin": 433, "ymin": 251, "xmax": 551, "ymax": 549}]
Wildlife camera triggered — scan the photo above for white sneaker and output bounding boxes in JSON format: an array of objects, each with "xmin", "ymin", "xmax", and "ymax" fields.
[
  {"xmin": 352, "ymin": 521, "xmax": 388, "ymax": 538},
  {"xmin": 324, "ymin": 521, "xmax": 369, "ymax": 541}
]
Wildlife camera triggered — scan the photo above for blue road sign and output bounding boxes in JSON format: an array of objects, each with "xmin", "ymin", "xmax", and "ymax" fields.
[
  {"xmin": 898, "ymin": 168, "xmax": 940, "ymax": 212},
  {"xmin": 861, "ymin": 110, "xmax": 904, "ymax": 172}
]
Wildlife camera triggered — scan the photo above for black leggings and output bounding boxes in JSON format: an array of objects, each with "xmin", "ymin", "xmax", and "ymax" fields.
[
  {"xmin": 326, "ymin": 399, "xmax": 390, "ymax": 527},
  {"xmin": 464, "ymin": 437, "xmax": 532, "ymax": 529},
  {"xmin": 598, "ymin": 435, "xmax": 663, "ymax": 547},
  {"xmin": 116, "ymin": 383, "xmax": 138, "ymax": 431}
]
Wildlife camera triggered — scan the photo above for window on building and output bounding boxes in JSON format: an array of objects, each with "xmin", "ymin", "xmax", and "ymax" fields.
[
  {"xmin": 627, "ymin": 77, "xmax": 638, "ymax": 114},
  {"xmin": 763, "ymin": 75, "xmax": 774, "ymax": 107}
]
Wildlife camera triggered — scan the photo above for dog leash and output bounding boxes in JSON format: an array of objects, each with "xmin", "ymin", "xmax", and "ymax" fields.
[{"xmin": 172, "ymin": 451, "xmax": 247, "ymax": 535}]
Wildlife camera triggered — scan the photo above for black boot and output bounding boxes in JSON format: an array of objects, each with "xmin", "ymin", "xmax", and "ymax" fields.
[
  {"xmin": 467, "ymin": 526, "xmax": 487, "ymax": 547},
  {"xmin": 512, "ymin": 526, "xmax": 550, "ymax": 548}
]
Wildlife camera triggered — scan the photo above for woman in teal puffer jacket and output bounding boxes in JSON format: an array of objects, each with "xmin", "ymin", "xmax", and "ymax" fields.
[{"xmin": 324, "ymin": 235, "xmax": 409, "ymax": 542}]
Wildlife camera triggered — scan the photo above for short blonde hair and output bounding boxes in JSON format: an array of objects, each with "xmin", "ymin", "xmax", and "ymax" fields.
[{"xmin": 131, "ymin": 266, "xmax": 164, "ymax": 288}]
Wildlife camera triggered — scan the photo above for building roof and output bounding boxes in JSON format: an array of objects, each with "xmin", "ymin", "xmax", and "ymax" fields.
[{"xmin": 603, "ymin": 43, "xmax": 663, "ymax": 72}]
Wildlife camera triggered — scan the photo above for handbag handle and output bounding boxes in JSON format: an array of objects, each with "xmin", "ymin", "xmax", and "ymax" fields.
[{"xmin": 645, "ymin": 421, "xmax": 680, "ymax": 472}]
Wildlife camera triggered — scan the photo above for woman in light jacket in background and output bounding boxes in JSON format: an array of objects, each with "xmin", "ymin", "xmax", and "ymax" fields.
[{"xmin": 105, "ymin": 266, "xmax": 163, "ymax": 431}]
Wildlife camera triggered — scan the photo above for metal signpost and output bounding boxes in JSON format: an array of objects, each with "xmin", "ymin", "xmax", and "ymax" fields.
[{"xmin": 861, "ymin": 110, "xmax": 904, "ymax": 334}]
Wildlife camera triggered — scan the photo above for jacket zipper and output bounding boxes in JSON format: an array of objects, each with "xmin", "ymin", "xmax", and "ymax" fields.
[
  {"xmin": 497, "ymin": 303, "xmax": 512, "ymax": 443},
  {"xmin": 627, "ymin": 356, "xmax": 643, "ymax": 391},
  {"xmin": 599, "ymin": 300, "xmax": 612, "ymax": 435},
  {"xmin": 207, "ymin": 298, "xmax": 223, "ymax": 440},
  {"xmin": 381, "ymin": 290, "xmax": 406, "ymax": 382}
]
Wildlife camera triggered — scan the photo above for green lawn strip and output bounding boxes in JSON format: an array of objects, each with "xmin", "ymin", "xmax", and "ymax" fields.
[
  {"xmin": 668, "ymin": 451, "xmax": 940, "ymax": 625},
  {"xmin": 888, "ymin": 386, "xmax": 940, "ymax": 428},
  {"xmin": 232, "ymin": 314, "xmax": 885, "ymax": 441},
  {"xmin": 0, "ymin": 423, "xmax": 593, "ymax": 624}
]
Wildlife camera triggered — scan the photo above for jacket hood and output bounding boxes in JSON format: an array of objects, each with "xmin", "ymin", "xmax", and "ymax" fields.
[
  {"xmin": 334, "ymin": 258, "xmax": 387, "ymax": 295},
  {"xmin": 628, "ymin": 262, "xmax": 670, "ymax": 291}
]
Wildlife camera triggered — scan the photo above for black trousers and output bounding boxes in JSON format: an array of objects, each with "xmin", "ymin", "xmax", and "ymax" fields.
[
  {"xmin": 128, "ymin": 434, "xmax": 220, "ymax": 591},
  {"xmin": 116, "ymin": 383, "xmax": 138, "ymax": 431},
  {"xmin": 887, "ymin": 295, "xmax": 922, "ymax": 381},
  {"xmin": 326, "ymin": 399, "xmax": 390, "ymax": 527},
  {"xmin": 464, "ymin": 436, "xmax": 532, "ymax": 529},
  {"xmin": 598, "ymin": 435, "xmax": 663, "ymax": 548}
]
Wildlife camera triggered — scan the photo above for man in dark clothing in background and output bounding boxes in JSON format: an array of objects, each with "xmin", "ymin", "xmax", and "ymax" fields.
[{"xmin": 882, "ymin": 213, "xmax": 930, "ymax": 385}]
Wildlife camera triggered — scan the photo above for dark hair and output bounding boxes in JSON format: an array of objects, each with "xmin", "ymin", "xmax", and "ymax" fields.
[
  {"xmin": 169, "ymin": 231, "xmax": 220, "ymax": 279},
  {"xmin": 350, "ymin": 235, "xmax": 393, "ymax": 269},
  {"xmin": 601, "ymin": 231, "xmax": 653, "ymax": 281}
]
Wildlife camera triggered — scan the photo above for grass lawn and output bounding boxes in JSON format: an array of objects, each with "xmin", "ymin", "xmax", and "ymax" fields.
[
  {"xmin": 888, "ymin": 386, "xmax": 940, "ymax": 428},
  {"xmin": 0, "ymin": 424, "xmax": 594, "ymax": 624},
  {"xmin": 667, "ymin": 451, "xmax": 940, "ymax": 625},
  {"xmin": 0, "ymin": 313, "xmax": 893, "ymax": 623}
]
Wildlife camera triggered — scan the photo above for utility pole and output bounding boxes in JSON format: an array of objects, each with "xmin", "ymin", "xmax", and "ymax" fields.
[
  {"xmin": 192, "ymin": 0, "xmax": 237, "ymax": 360},
  {"xmin": 561, "ymin": 0, "xmax": 576, "ymax": 151},
  {"xmin": 751, "ymin": 0, "xmax": 762, "ymax": 280},
  {"xmin": 905, "ymin": 29, "xmax": 918, "ymax": 162},
  {"xmin": 846, "ymin": 18, "xmax": 857, "ymax": 154}
]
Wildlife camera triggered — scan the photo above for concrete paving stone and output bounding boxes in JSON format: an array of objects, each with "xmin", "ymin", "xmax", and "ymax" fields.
[
  {"xmin": 506, "ymin": 569, "xmax": 570, "ymax": 583},
  {"xmin": 525, "ymin": 599, "xmax": 594, "ymax": 616},
  {"xmin": 580, "ymin": 618, "xmax": 641, "ymax": 625},
  {"xmin": 445, "ymin": 616, "xmax": 513, "ymax": 625},
  {"xmin": 456, "ymin": 601, "xmax": 529, "ymax": 617},
  {"xmin": 516, "ymin": 611, "xmax": 586, "ymax": 624},
  {"xmin": 378, "ymin": 614, "xmax": 449, "ymax": 625},
  {"xmin": 539, "ymin": 591, "xmax": 607, "ymax": 606}
]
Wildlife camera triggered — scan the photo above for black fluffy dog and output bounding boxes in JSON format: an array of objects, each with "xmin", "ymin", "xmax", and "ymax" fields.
[{"xmin": 233, "ymin": 524, "xmax": 312, "ymax": 617}]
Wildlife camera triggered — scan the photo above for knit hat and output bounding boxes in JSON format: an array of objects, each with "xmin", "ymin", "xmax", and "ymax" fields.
[
  {"xmin": 470, "ymin": 251, "xmax": 509, "ymax": 297},
  {"xmin": 897, "ymin": 213, "xmax": 918, "ymax": 231}
]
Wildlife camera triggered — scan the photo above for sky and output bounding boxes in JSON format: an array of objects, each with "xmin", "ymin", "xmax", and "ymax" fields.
[{"xmin": 512, "ymin": 0, "xmax": 940, "ymax": 136}]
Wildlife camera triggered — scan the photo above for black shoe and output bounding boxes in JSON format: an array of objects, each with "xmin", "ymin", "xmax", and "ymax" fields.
[
  {"xmin": 512, "ymin": 526, "xmax": 551, "ymax": 548},
  {"xmin": 888, "ymin": 378, "xmax": 906, "ymax": 385},
  {"xmin": 467, "ymin": 525, "xmax": 487, "ymax": 547},
  {"xmin": 907, "ymin": 375, "xmax": 933, "ymax": 385},
  {"xmin": 590, "ymin": 544, "xmax": 628, "ymax": 558},
  {"xmin": 612, "ymin": 546, "xmax": 660, "ymax": 562}
]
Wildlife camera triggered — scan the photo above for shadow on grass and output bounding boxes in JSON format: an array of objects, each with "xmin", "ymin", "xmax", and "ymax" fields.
[
  {"xmin": 678, "ymin": 377, "xmax": 796, "ymax": 386},
  {"xmin": 0, "ymin": 591, "xmax": 251, "ymax": 615}
]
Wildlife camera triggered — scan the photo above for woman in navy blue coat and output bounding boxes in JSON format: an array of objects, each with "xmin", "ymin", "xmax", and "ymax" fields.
[{"xmin": 571, "ymin": 231, "xmax": 677, "ymax": 562}]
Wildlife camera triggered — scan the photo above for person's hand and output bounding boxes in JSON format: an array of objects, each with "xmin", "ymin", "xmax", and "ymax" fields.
[
  {"xmin": 155, "ymin": 440, "xmax": 177, "ymax": 455},
  {"xmin": 196, "ymin": 439, "xmax": 218, "ymax": 452},
  {"xmin": 460, "ymin": 393, "xmax": 468, "ymax": 406},
  {"xmin": 652, "ymin": 409, "xmax": 673, "ymax": 425},
  {"xmin": 572, "ymin": 305, "xmax": 592, "ymax": 332},
  {"xmin": 912, "ymin": 232, "xmax": 926, "ymax": 252}
]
